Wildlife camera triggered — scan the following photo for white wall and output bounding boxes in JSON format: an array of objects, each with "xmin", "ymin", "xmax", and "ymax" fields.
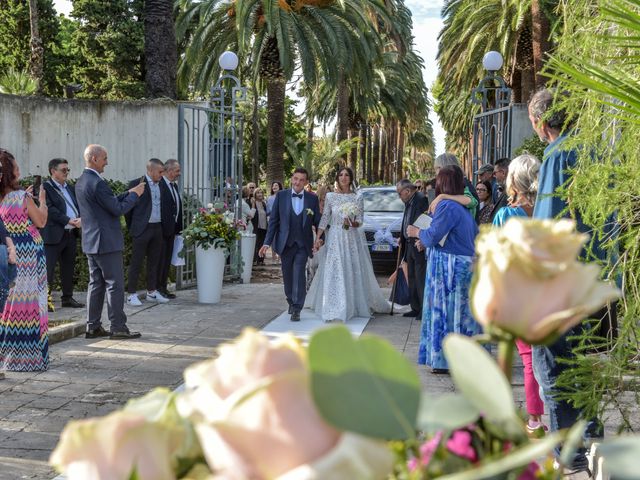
[{"xmin": 0, "ymin": 93, "xmax": 185, "ymax": 182}]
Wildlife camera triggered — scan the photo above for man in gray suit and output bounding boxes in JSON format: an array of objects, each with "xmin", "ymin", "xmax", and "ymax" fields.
[{"xmin": 75, "ymin": 144, "xmax": 145, "ymax": 339}]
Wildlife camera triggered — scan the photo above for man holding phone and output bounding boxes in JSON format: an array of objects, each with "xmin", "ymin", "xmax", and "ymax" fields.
[
  {"xmin": 75, "ymin": 144, "xmax": 145, "ymax": 339},
  {"xmin": 41, "ymin": 158, "xmax": 84, "ymax": 311}
]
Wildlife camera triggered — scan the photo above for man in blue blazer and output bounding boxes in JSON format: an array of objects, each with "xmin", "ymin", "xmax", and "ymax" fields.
[
  {"xmin": 259, "ymin": 167, "xmax": 321, "ymax": 321},
  {"xmin": 41, "ymin": 158, "xmax": 84, "ymax": 311},
  {"xmin": 75, "ymin": 144, "xmax": 145, "ymax": 339}
]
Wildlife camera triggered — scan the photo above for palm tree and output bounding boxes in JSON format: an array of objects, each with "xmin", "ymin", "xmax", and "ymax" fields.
[
  {"xmin": 177, "ymin": 0, "xmax": 380, "ymax": 186},
  {"xmin": 144, "ymin": 0, "xmax": 177, "ymax": 98}
]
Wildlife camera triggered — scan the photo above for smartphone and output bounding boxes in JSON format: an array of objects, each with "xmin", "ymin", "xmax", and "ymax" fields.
[
  {"xmin": 140, "ymin": 175, "xmax": 146, "ymax": 185},
  {"xmin": 32, "ymin": 175, "xmax": 42, "ymax": 198}
]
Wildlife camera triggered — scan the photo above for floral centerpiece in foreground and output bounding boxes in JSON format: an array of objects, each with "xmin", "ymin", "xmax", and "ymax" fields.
[{"xmin": 50, "ymin": 218, "xmax": 639, "ymax": 480}]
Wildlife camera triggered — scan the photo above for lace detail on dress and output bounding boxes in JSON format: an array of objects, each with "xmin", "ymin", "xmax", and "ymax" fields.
[{"xmin": 305, "ymin": 192, "xmax": 391, "ymax": 322}]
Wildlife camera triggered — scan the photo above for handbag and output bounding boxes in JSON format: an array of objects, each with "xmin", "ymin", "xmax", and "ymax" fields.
[{"xmin": 389, "ymin": 266, "xmax": 410, "ymax": 306}]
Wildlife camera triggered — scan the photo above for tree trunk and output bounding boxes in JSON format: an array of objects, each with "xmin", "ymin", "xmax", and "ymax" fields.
[
  {"xmin": 336, "ymin": 70, "xmax": 350, "ymax": 161},
  {"xmin": 520, "ymin": 65, "xmax": 536, "ymax": 105},
  {"xmin": 531, "ymin": 0, "xmax": 551, "ymax": 89},
  {"xmin": 144, "ymin": 0, "xmax": 177, "ymax": 98},
  {"xmin": 510, "ymin": 68, "xmax": 522, "ymax": 104},
  {"xmin": 28, "ymin": 0, "xmax": 44, "ymax": 94},
  {"xmin": 251, "ymin": 86, "xmax": 260, "ymax": 182},
  {"xmin": 397, "ymin": 124, "xmax": 405, "ymax": 180},
  {"xmin": 386, "ymin": 123, "xmax": 395, "ymax": 183},
  {"xmin": 266, "ymin": 77, "xmax": 286, "ymax": 186},
  {"xmin": 348, "ymin": 128, "xmax": 358, "ymax": 174},
  {"xmin": 359, "ymin": 124, "xmax": 367, "ymax": 181},
  {"xmin": 372, "ymin": 124, "xmax": 381, "ymax": 183}
]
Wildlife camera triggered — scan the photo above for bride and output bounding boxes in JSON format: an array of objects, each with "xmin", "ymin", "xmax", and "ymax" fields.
[{"xmin": 305, "ymin": 167, "xmax": 391, "ymax": 322}]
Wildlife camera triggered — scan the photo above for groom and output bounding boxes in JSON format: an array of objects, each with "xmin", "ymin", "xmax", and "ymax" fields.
[{"xmin": 259, "ymin": 168, "xmax": 321, "ymax": 321}]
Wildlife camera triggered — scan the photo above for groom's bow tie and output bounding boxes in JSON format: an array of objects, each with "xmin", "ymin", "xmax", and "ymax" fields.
[{"xmin": 292, "ymin": 193, "xmax": 303, "ymax": 199}]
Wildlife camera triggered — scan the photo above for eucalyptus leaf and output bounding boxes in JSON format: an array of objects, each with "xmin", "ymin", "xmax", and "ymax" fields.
[
  {"xmin": 439, "ymin": 431, "xmax": 565, "ymax": 480},
  {"xmin": 417, "ymin": 393, "xmax": 480, "ymax": 434},
  {"xmin": 443, "ymin": 334, "xmax": 516, "ymax": 421},
  {"xmin": 308, "ymin": 326, "xmax": 421, "ymax": 440},
  {"xmin": 558, "ymin": 420, "xmax": 587, "ymax": 467},
  {"xmin": 597, "ymin": 436, "xmax": 640, "ymax": 479}
]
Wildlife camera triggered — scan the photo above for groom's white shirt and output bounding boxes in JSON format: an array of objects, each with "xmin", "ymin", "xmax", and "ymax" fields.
[{"xmin": 291, "ymin": 189, "xmax": 304, "ymax": 215}]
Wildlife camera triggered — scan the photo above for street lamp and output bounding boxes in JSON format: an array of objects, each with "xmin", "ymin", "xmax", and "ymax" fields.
[{"xmin": 471, "ymin": 50, "xmax": 511, "ymax": 112}]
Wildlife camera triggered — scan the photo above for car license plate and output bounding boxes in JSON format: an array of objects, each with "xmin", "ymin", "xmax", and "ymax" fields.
[{"xmin": 372, "ymin": 244, "xmax": 392, "ymax": 252}]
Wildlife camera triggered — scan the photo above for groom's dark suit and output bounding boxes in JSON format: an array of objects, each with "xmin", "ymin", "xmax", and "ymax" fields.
[{"xmin": 264, "ymin": 189, "xmax": 321, "ymax": 314}]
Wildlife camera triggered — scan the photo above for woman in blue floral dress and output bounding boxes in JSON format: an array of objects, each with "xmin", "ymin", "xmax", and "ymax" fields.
[{"xmin": 407, "ymin": 165, "xmax": 480, "ymax": 372}]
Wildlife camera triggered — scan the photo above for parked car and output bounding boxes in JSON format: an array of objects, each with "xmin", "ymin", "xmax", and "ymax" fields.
[{"xmin": 359, "ymin": 186, "xmax": 404, "ymax": 270}]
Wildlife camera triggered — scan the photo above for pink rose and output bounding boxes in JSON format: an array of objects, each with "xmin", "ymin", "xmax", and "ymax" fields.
[
  {"xmin": 472, "ymin": 218, "xmax": 620, "ymax": 344},
  {"xmin": 517, "ymin": 462, "xmax": 540, "ymax": 480},
  {"xmin": 49, "ymin": 411, "xmax": 178, "ymax": 480},
  {"xmin": 177, "ymin": 328, "xmax": 392, "ymax": 479},
  {"xmin": 446, "ymin": 430, "xmax": 477, "ymax": 462}
]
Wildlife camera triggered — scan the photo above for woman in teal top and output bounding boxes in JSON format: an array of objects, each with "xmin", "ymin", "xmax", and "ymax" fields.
[{"xmin": 492, "ymin": 154, "xmax": 546, "ymax": 438}]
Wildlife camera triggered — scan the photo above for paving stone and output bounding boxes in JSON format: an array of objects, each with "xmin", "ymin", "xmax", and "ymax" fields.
[
  {"xmin": 24, "ymin": 396, "xmax": 71, "ymax": 411},
  {"xmin": 10, "ymin": 381, "xmax": 71, "ymax": 395}
]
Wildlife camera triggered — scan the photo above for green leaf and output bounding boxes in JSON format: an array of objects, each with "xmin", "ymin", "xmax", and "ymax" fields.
[
  {"xmin": 443, "ymin": 334, "xmax": 516, "ymax": 422},
  {"xmin": 417, "ymin": 394, "xmax": 480, "ymax": 434},
  {"xmin": 597, "ymin": 436, "xmax": 640, "ymax": 479},
  {"xmin": 308, "ymin": 325, "xmax": 420, "ymax": 440},
  {"xmin": 439, "ymin": 431, "xmax": 565, "ymax": 480}
]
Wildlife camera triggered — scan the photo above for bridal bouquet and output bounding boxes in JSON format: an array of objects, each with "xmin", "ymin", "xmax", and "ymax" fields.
[{"xmin": 338, "ymin": 201, "xmax": 360, "ymax": 229}]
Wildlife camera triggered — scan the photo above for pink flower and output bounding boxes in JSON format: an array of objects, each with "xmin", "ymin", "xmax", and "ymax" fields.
[
  {"xmin": 198, "ymin": 208, "xmax": 207, "ymax": 214},
  {"xmin": 407, "ymin": 457, "xmax": 419, "ymax": 472},
  {"xmin": 419, "ymin": 432, "xmax": 442, "ymax": 466},
  {"xmin": 446, "ymin": 430, "xmax": 477, "ymax": 462},
  {"xmin": 517, "ymin": 462, "xmax": 540, "ymax": 480}
]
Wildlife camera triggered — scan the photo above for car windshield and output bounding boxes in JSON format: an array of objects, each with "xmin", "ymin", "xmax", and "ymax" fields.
[{"xmin": 362, "ymin": 190, "xmax": 405, "ymax": 212}]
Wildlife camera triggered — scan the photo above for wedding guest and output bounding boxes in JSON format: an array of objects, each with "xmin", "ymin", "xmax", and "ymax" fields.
[
  {"xmin": 251, "ymin": 188, "xmax": 268, "ymax": 266},
  {"xmin": 476, "ymin": 180, "xmax": 494, "ymax": 224},
  {"xmin": 267, "ymin": 181, "xmax": 283, "ymax": 264},
  {"xmin": 492, "ymin": 154, "xmax": 546, "ymax": 437},
  {"xmin": 407, "ymin": 165, "xmax": 480, "ymax": 373},
  {"xmin": 431, "ymin": 153, "xmax": 479, "ymax": 219},
  {"xmin": 0, "ymin": 149, "xmax": 49, "ymax": 373}
]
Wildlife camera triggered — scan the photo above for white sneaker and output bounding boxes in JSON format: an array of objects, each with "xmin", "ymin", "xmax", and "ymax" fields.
[
  {"xmin": 127, "ymin": 294, "xmax": 143, "ymax": 306},
  {"xmin": 146, "ymin": 291, "xmax": 169, "ymax": 304}
]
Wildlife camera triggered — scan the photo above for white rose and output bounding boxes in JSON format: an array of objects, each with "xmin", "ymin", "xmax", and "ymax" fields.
[
  {"xmin": 177, "ymin": 328, "xmax": 392, "ymax": 479},
  {"xmin": 472, "ymin": 217, "xmax": 620, "ymax": 344}
]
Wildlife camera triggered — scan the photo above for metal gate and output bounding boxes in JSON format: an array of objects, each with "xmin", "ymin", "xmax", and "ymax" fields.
[
  {"xmin": 471, "ymin": 105, "xmax": 512, "ymax": 175},
  {"xmin": 176, "ymin": 80, "xmax": 245, "ymax": 289}
]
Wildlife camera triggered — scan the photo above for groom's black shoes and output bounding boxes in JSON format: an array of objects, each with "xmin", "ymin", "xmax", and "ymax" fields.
[
  {"xmin": 403, "ymin": 310, "xmax": 420, "ymax": 318},
  {"xmin": 291, "ymin": 310, "xmax": 301, "ymax": 322},
  {"xmin": 288, "ymin": 305, "xmax": 293, "ymax": 314}
]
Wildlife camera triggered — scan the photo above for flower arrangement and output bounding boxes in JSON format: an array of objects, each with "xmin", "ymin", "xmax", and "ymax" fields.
[
  {"xmin": 49, "ymin": 218, "xmax": 634, "ymax": 480},
  {"xmin": 182, "ymin": 202, "xmax": 241, "ymax": 252},
  {"xmin": 338, "ymin": 201, "xmax": 360, "ymax": 229}
]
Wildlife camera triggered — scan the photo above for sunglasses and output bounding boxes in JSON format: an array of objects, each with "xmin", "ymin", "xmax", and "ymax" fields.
[
  {"xmin": 58, "ymin": 168, "xmax": 71, "ymax": 173},
  {"xmin": 476, "ymin": 188, "xmax": 488, "ymax": 192}
]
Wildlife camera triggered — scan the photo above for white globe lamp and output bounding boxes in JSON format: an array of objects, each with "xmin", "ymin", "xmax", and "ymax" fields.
[
  {"xmin": 482, "ymin": 51, "xmax": 503, "ymax": 72},
  {"xmin": 219, "ymin": 51, "xmax": 239, "ymax": 71}
]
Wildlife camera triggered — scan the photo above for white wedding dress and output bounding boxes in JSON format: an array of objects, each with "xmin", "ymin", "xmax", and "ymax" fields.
[{"xmin": 305, "ymin": 192, "xmax": 391, "ymax": 322}]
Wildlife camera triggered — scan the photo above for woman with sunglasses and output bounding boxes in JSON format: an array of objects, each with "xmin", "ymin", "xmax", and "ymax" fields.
[{"xmin": 475, "ymin": 180, "xmax": 494, "ymax": 224}]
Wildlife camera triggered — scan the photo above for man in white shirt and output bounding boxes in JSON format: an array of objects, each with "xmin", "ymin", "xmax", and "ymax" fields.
[{"xmin": 157, "ymin": 159, "xmax": 182, "ymax": 299}]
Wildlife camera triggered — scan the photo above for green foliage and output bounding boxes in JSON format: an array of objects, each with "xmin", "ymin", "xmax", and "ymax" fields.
[
  {"xmin": 596, "ymin": 436, "xmax": 640, "ymax": 479},
  {"xmin": 70, "ymin": 0, "xmax": 145, "ymax": 99},
  {"xmin": 513, "ymin": 134, "xmax": 546, "ymax": 160},
  {"xmin": 181, "ymin": 204, "xmax": 240, "ymax": 253},
  {"xmin": 308, "ymin": 326, "xmax": 421, "ymax": 440},
  {"xmin": 0, "ymin": 0, "xmax": 67, "ymax": 96},
  {"xmin": 0, "ymin": 68, "xmax": 37, "ymax": 95},
  {"xmin": 545, "ymin": 0, "xmax": 640, "ymax": 431}
]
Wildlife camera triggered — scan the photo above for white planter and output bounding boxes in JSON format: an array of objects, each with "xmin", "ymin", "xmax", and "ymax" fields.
[
  {"xmin": 195, "ymin": 246, "xmax": 226, "ymax": 304},
  {"xmin": 240, "ymin": 233, "xmax": 256, "ymax": 284}
]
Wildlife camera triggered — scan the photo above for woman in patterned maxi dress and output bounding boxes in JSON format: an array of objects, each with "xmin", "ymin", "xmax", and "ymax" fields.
[{"xmin": 0, "ymin": 150, "xmax": 49, "ymax": 372}]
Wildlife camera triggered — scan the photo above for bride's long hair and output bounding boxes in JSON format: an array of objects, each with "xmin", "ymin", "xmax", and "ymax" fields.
[{"xmin": 334, "ymin": 167, "xmax": 356, "ymax": 193}]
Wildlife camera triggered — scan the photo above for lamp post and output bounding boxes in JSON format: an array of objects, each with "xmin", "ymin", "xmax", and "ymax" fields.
[
  {"xmin": 209, "ymin": 51, "xmax": 248, "ymax": 280},
  {"xmin": 471, "ymin": 51, "xmax": 512, "ymax": 112}
]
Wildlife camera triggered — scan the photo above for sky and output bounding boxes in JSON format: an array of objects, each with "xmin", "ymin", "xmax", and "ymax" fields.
[{"xmin": 52, "ymin": 0, "xmax": 445, "ymax": 154}]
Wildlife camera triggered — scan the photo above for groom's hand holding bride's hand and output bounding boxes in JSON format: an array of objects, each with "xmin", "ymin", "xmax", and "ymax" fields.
[{"xmin": 313, "ymin": 239, "xmax": 324, "ymax": 253}]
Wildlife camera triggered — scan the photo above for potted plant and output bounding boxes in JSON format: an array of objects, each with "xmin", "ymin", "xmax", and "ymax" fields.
[{"xmin": 182, "ymin": 202, "xmax": 240, "ymax": 304}]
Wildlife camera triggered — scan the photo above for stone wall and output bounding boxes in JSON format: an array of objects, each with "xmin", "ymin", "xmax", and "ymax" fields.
[{"xmin": 0, "ymin": 93, "xmax": 185, "ymax": 182}]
